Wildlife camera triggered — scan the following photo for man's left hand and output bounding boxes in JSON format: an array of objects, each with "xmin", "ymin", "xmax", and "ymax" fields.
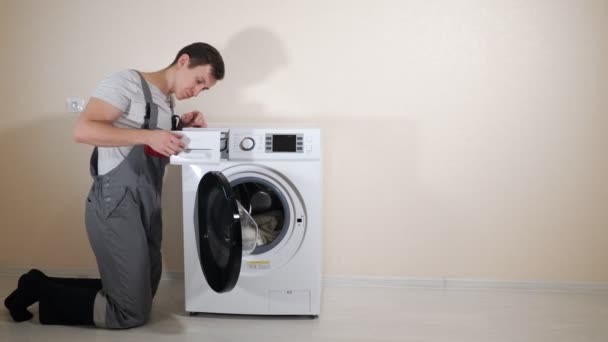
[{"xmin": 180, "ymin": 111, "xmax": 208, "ymax": 128}]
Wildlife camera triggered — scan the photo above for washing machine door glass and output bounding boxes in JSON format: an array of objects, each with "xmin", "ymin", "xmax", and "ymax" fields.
[{"xmin": 196, "ymin": 171, "xmax": 242, "ymax": 293}]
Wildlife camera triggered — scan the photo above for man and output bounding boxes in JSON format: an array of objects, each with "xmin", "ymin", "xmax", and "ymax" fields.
[{"xmin": 5, "ymin": 42, "xmax": 225, "ymax": 329}]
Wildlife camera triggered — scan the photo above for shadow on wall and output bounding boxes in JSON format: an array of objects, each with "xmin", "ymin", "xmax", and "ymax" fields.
[
  {"xmin": 200, "ymin": 27, "xmax": 289, "ymax": 120},
  {"xmin": 161, "ymin": 165, "xmax": 185, "ymax": 271},
  {"xmin": 0, "ymin": 116, "xmax": 95, "ymax": 267}
]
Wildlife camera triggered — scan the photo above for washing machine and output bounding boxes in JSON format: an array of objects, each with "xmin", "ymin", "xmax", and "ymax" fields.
[{"xmin": 170, "ymin": 125, "xmax": 322, "ymax": 317}]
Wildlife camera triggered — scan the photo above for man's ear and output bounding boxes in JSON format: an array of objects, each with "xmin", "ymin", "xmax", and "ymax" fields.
[{"xmin": 178, "ymin": 54, "xmax": 190, "ymax": 68}]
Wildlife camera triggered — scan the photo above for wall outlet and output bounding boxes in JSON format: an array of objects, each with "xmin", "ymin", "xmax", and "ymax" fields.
[{"xmin": 66, "ymin": 97, "xmax": 85, "ymax": 113}]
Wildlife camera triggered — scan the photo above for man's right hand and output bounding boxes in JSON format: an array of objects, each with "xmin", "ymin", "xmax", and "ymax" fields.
[{"xmin": 145, "ymin": 130, "xmax": 185, "ymax": 157}]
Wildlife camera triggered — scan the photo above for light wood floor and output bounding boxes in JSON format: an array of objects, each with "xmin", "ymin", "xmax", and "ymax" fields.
[{"xmin": 1, "ymin": 275, "xmax": 608, "ymax": 342}]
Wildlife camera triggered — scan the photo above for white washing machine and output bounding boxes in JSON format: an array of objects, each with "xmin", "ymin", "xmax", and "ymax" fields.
[{"xmin": 170, "ymin": 125, "xmax": 322, "ymax": 317}]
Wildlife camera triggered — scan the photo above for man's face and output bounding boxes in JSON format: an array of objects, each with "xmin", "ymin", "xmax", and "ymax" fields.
[{"xmin": 174, "ymin": 62, "xmax": 218, "ymax": 100}]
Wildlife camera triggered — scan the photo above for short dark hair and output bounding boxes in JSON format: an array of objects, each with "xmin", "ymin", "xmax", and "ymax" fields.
[{"xmin": 171, "ymin": 42, "xmax": 225, "ymax": 80}]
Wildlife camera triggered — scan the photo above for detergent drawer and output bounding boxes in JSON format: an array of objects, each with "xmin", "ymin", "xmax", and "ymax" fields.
[{"xmin": 170, "ymin": 130, "xmax": 221, "ymax": 165}]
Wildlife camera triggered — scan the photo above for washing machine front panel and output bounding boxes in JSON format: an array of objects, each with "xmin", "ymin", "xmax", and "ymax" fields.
[{"xmin": 190, "ymin": 163, "xmax": 307, "ymax": 292}]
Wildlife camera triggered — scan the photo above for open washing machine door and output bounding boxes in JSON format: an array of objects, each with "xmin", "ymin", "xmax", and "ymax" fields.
[{"xmin": 196, "ymin": 171, "xmax": 258, "ymax": 293}]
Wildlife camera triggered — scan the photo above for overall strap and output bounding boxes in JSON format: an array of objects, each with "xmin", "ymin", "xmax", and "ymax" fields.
[
  {"xmin": 133, "ymin": 70, "xmax": 159, "ymax": 130},
  {"xmin": 169, "ymin": 97, "xmax": 182, "ymax": 131}
]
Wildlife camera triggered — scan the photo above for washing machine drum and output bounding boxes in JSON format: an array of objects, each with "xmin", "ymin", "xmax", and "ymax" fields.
[{"xmin": 196, "ymin": 171, "xmax": 254, "ymax": 293}]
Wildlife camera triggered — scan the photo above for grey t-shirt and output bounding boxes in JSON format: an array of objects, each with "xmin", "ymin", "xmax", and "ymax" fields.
[{"xmin": 91, "ymin": 69, "xmax": 174, "ymax": 175}]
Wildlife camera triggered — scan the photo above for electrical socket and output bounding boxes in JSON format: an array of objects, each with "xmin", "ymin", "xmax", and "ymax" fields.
[{"xmin": 66, "ymin": 97, "xmax": 85, "ymax": 113}]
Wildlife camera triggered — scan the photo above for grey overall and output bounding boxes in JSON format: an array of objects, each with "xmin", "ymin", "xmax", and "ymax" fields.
[{"xmin": 85, "ymin": 71, "xmax": 170, "ymax": 328}]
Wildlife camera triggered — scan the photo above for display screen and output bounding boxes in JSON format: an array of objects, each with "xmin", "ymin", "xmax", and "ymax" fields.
[{"xmin": 272, "ymin": 135, "xmax": 297, "ymax": 152}]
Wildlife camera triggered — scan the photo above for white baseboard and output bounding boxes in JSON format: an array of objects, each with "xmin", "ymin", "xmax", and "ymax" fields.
[
  {"xmin": 1, "ymin": 267, "xmax": 607, "ymax": 293},
  {"xmin": 323, "ymin": 275, "xmax": 608, "ymax": 293}
]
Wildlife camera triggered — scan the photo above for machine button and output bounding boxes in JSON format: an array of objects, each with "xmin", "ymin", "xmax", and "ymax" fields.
[{"xmin": 240, "ymin": 137, "xmax": 256, "ymax": 151}]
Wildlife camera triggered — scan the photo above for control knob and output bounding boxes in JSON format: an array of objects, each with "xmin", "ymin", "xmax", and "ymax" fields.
[{"xmin": 240, "ymin": 137, "xmax": 256, "ymax": 151}]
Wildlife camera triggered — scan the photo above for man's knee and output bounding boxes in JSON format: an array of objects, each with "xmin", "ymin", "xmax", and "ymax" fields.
[{"xmin": 105, "ymin": 297, "xmax": 152, "ymax": 329}]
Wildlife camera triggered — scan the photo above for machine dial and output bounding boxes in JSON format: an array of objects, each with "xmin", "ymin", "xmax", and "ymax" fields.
[{"xmin": 240, "ymin": 137, "xmax": 256, "ymax": 151}]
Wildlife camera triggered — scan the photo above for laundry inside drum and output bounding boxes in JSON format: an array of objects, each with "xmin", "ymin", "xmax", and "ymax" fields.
[
  {"xmin": 237, "ymin": 200, "xmax": 258, "ymax": 256},
  {"xmin": 231, "ymin": 181, "xmax": 287, "ymax": 253}
]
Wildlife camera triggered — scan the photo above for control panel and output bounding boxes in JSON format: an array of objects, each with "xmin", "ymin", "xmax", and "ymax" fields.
[
  {"xmin": 264, "ymin": 134, "xmax": 304, "ymax": 153},
  {"xmin": 228, "ymin": 128, "xmax": 320, "ymax": 161}
]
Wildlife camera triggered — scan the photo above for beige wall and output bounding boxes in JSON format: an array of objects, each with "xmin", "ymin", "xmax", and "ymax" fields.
[{"xmin": 1, "ymin": 0, "xmax": 607, "ymax": 282}]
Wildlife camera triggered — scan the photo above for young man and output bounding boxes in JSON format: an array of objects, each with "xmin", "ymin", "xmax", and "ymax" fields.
[{"xmin": 4, "ymin": 42, "xmax": 225, "ymax": 329}]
